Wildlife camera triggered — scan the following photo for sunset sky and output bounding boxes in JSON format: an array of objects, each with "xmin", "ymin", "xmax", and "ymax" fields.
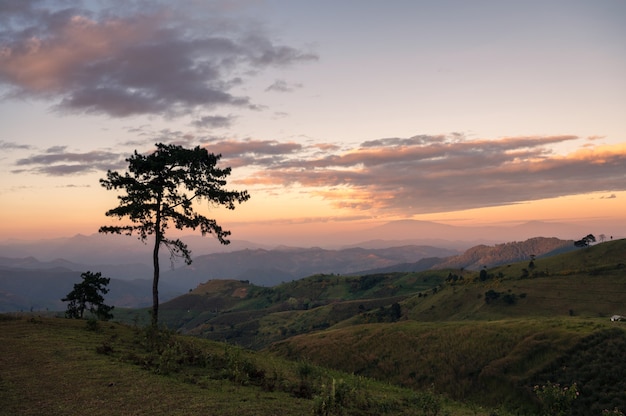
[{"xmin": 1, "ymin": 0, "xmax": 625, "ymax": 244}]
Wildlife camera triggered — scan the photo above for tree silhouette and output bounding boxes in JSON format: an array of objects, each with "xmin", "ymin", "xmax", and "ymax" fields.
[
  {"xmin": 62, "ymin": 271, "xmax": 114, "ymax": 320},
  {"xmin": 99, "ymin": 143, "xmax": 250, "ymax": 327},
  {"xmin": 574, "ymin": 234, "xmax": 596, "ymax": 247}
]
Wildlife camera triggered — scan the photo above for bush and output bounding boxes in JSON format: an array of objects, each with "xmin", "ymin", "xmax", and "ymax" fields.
[
  {"xmin": 534, "ymin": 382, "xmax": 579, "ymax": 416},
  {"xmin": 313, "ymin": 378, "xmax": 352, "ymax": 416},
  {"xmin": 410, "ymin": 385, "xmax": 447, "ymax": 416}
]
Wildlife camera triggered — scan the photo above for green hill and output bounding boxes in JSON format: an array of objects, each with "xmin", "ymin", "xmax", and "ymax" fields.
[
  {"xmin": 110, "ymin": 238, "xmax": 626, "ymax": 415},
  {"xmin": 268, "ymin": 239, "xmax": 626, "ymax": 415}
]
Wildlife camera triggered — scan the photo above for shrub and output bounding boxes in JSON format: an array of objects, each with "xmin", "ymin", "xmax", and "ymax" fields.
[
  {"xmin": 410, "ymin": 385, "xmax": 447, "ymax": 416},
  {"xmin": 313, "ymin": 378, "xmax": 352, "ymax": 416},
  {"xmin": 534, "ymin": 382, "xmax": 579, "ymax": 416},
  {"xmin": 603, "ymin": 408, "xmax": 625, "ymax": 416},
  {"xmin": 85, "ymin": 318, "xmax": 100, "ymax": 332}
]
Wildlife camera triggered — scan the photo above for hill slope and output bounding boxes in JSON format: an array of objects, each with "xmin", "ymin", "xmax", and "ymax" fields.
[
  {"xmin": 0, "ymin": 315, "xmax": 504, "ymax": 415},
  {"xmin": 267, "ymin": 239, "xmax": 626, "ymax": 415},
  {"xmin": 433, "ymin": 236, "xmax": 574, "ymax": 270},
  {"xmin": 143, "ymin": 239, "xmax": 626, "ymax": 414}
]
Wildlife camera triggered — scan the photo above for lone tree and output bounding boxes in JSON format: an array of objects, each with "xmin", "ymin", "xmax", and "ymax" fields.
[
  {"xmin": 99, "ymin": 143, "xmax": 250, "ymax": 327},
  {"xmin": 574, "ymin": 234, "xmax": 596, "ymax": 247},
  {"xmin": 62, "ymin": 271, "xmax": 114, "ymax": 320}
]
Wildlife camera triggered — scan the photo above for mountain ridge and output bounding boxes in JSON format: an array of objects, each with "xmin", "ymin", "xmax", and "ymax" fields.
[{"xmin": 0, "ymin": 235, "xmax": 597, "ymax": 312}]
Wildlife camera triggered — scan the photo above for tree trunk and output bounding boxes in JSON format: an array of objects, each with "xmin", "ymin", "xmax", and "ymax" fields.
[
  {"xmin": 152, "ymin": 232, "xmax": 160, "ymax": 328},
  {"xmin": 152, "ymin": 194, "xmax": 163, "ymax": 328}
]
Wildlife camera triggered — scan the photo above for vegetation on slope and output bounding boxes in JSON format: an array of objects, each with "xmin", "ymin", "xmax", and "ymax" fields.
[
  {"xmin": 100, "ymin": 238, "xmax": 626, "ymax": 415},
  {"xmin": 270, "ymin": 318, "xmax": 626, "ymax": 414},
  {"xmin": 1, "ymin": 314, "xmax": 507, "ymax": 415},
  {"xmin": 268, "ymin": 239, "xmax": 626, "ymax": 415}
]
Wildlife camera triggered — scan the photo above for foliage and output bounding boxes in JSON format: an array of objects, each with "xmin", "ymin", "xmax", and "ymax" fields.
[
  {"xmin": 312, "ymin": 378, "xmax": 351, "ymax": 416},
  {"xmin": 602, "ymin": 407, "xmax": 624, "ymax": 416},
  {"xmin": 62, "ymin": 271, "xmax": 114, "ymax": 320},
  {"xmin": 410, "ymin": 385, "xmax": 447, "ymax": 416},
  {"xmin": 603, "ymin": 408, "xmax": 625, "ymax": 416},
  {"xmin": 531, "ymin": 328, "xmax": 626, "ymax": 416},
  {"xmin": 112, "ymin": 238, "xmax": 626, "ymax": 414},
  {"xmin": 574, "ymin": 234, "xmax": 596, "ymax": 247},
  {"xmin": 484, "ymin": 290, "xmax": 519, "ymax": 305},
  {"xmin": 533, "ymin": 382, "xmax": 578, "ymax": 416},
  {"xmin": 99, "ymin": 143, "xmax": 250, "ymax": 327}
]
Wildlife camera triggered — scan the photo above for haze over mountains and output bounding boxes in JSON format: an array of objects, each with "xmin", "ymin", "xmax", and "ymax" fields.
[
  {"xmin": 0, "ymin": 220, "xmax": 617, "ymax": 312},
  {"xmin": 1, "ymin": 219, "xmax": 612, "ymax": 261}
]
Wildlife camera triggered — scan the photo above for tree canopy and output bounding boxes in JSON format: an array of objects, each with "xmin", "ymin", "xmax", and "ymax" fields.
[
  {"xmin": 574, "ymin": 234, "xmax": 596, "ymax": 248},
  {"xmin": 99, "ymin": 143, "xmax": 250, "ymax": 326},
  {"xmin": 62, "ymin": 271, "xmax": 114, "ymax": 320}
]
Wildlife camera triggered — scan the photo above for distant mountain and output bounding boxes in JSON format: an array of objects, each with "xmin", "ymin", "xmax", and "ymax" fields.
[
  {"xmin": 433, "ymin": 237, "xmax": 575, "ymax": 270},
  {"xmin": 0, "ymin": 265, "xmax": 183, "ymax": 312},
  {"xmin": 162, "ymin": 245, "xmax": 459, "ymax": 287},
  {"xmin": 348, "ymin": 237, "xmax": 575, "ymax": 274},
  {"xmin": 0, "ymin": 244, "xmax": 456, "ymax": 311},
  {"xmin": 352, "ymin": 219, "xmax": 594, "ymax": 245},
  {"xmin": 0, "ymin": 233, "xmax": 269, "ymax": 264},
  {"xmin": 0, "ymin": 234, "xmax": 593, "ymax": 312},
  {"xmin": 1, "ymin": 219, "xmax": 612, "ymax": 265}
]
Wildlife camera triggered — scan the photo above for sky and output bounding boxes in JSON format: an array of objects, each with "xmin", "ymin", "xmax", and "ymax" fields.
[{"xmin": 1, "ymin": 0, "xmax": 625, "ymax": 245}]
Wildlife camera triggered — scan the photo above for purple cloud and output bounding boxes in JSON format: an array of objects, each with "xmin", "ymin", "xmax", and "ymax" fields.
[
  {"xmin": 14, "ymin": 149, "xmax": 125, "ymax": 175},
  {"xmin": 0, "ymin": 1, "xmax": 317, "ymax": 118}
]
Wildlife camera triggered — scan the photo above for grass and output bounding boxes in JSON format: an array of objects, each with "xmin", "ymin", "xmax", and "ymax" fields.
[
  {"xmin": 269, "ymin": 317, "xmax": 626, "ymax": 414},
  {"xmin": 7, "ymin": 239, "xmax": 624, "ymax": 415},
  {"xmin": 0, "ymin": 314, "xmax": 516, "ymax": 416},
  {"xmin": 0, "ymin": 315, "xmax": 311, "ymax": 416}
]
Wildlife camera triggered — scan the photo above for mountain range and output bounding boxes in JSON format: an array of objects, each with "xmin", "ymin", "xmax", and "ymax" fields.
[{"xmin": 0, "ymin": 230, "xmax": 579, "ymax": 312}]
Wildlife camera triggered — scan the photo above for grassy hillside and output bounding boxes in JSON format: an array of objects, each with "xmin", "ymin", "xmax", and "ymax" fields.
[
  {"xmin": 146, "ymin": 271, "xmax": 447, "ymax": 349},
  {"xmin": 270, "ymin": 318, "xmax": 626, "ymax": 414},
  {"xmin": 109, "ymin": 239, "xmax": 626, "ymax": 415},
  {"xmin": 268, "ymin": 240, "xmax": 626, "ymax": 415},
  {"xmin": 1, "ymin": 314, "xmax": 510, "ymax": 416},
  {"xmin": 402, "ymin": 238, "xmax": 626, "ymax": 322},
  {"xmin": 129, "ymin": 239, "xmax": 626, "ymax": 349}
]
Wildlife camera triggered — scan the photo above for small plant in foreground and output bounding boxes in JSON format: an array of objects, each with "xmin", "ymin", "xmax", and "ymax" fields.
[
  {"xmin": 534, "ymin": 381, "xmax": 579, "ymax": 416},
  {"xmin": 410, "ymin": 384, "xmax": 447, "ymax": 416},
  {"xmin": 313, "ymin": 378, "xmax": 352, "ymax": 416},
  {"xmin": 85, "ymin": 318, "xmax": 100, "ymax": 331},
  {"xmin": 603, "ymin": 408, "xmax": 625, "ymax": 416}
]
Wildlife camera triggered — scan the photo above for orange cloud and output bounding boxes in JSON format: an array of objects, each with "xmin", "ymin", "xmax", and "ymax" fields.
[{"xmin": 237, "ymin": 134, "xmax": 626, "ymax": 216}]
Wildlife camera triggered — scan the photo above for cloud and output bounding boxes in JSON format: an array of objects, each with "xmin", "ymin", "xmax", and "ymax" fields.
[
  {"xmin": 13, "ymin": 149, "xmax": 125, "ymax": 175},
  {"xmin": 203, "ymin": 138, "xmax": 304, "ymax": 168},
  {"xmin": 0, "ymin": 1, "xmax": 317, "ymax": 118},
  {"xmin": 10, "ymin": 137, "xmax": 306, "ymax": 176},
  {"xmin": 192, "ymin": 115, "xmax": 235, "ymax": 129},
  {"xmin": 236, "ymin": 134, "xmax": 626, "ymax": 215},
  {"xmin": 265, "ymin": 79, "xmax": 303, "ymax": 92},
  {"xmin": 0, "ymin": 140, "xmax": 31, "ymax": 150}
]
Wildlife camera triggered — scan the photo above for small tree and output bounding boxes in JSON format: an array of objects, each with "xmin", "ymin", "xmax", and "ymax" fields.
[
  {"xmin": 574, "ymin": 234, "xmax": 596, "ymax": 247},
  {"xmin": 62, "ymin": 271, "xmax": 114, "ymax": 320},
  {"xmin": 99, "ymin": 143, "xmax": 250, "ymax": 327}
]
